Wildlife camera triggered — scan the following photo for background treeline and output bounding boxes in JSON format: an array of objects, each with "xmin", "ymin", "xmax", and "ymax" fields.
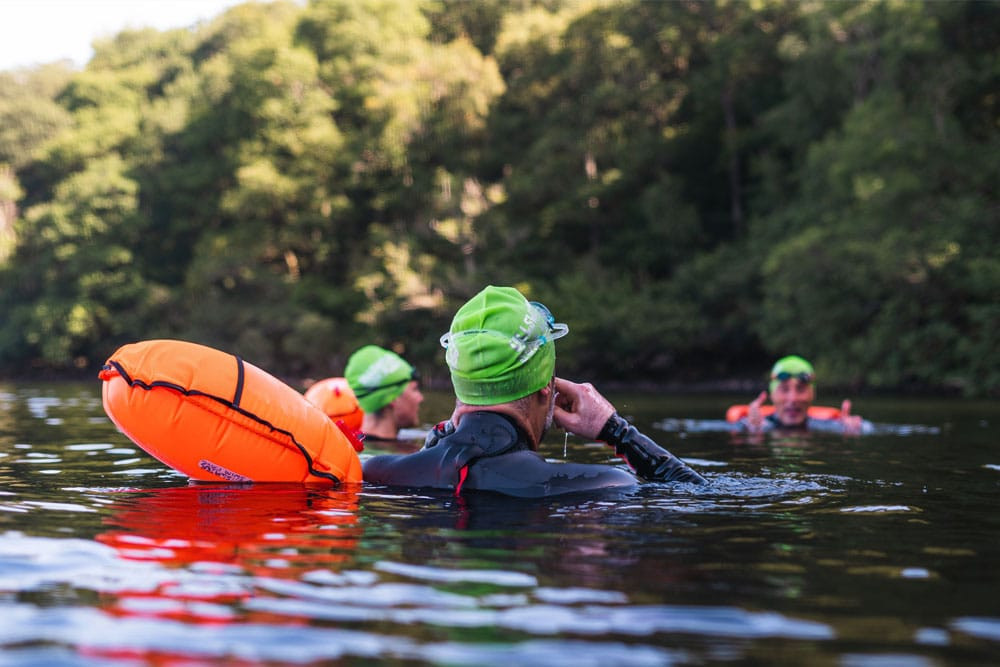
[{"xmin": 0, "ymin": 0, "xmax": 997, "ymax": 396}]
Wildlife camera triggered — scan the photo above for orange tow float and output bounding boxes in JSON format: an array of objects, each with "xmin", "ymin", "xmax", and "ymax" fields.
[
  {"xmin": 725, "ymin": 404, "xmax": 842, "ymax": 423},
  {"xmin": 303, "ymin": 377, "xmax": 364, "ymax": 432},
  {"xmin": 99, "ymin": 339, "xmax": 363, "ymax": 484}
]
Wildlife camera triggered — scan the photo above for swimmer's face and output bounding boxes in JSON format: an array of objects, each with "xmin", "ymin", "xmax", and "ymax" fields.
[
  {"xmin": 770, "ymin": 377, "xmax": 814, "ymax": 427},
  {"xmin": 392, "ymin": 380, "xmax": 423, "ymax": 428}
]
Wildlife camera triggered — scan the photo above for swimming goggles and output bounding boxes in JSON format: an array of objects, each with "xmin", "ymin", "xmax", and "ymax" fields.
[
  {"xmin": 771, "ymin": 371, "xmax": 813, "ymax": 384},
  {"xmin": 439, "ymin": 301, "xmax": 569, "ymax": 364}
]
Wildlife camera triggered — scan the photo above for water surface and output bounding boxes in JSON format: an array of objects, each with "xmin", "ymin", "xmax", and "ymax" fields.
[{"xmin": 1, "ymin": 382, "xmax": 998, "ymax": 665}]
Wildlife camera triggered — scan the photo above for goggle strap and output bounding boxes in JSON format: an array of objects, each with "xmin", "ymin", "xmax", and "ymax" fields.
[{"xmin": 350, "ymin": 374, "xmax": 417, "ymax": 399}]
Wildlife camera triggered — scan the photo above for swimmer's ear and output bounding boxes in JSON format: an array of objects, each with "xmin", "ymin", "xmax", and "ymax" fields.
[{"xmin": 534, "ymin": 380, "xmax": 555, "ymax": 406}]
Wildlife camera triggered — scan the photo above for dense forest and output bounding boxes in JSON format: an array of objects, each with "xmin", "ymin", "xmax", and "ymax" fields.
[{"xmin": 0, "ymin": 0, "xmax": 997, "ymax": 396}]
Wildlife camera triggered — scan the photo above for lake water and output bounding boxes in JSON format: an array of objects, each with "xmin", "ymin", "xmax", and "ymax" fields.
[{"xmin": 2, "ymin": 381, "xmax": 999, "ymax": 665}]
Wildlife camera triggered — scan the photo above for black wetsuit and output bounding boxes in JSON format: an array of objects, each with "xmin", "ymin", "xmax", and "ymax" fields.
[{"xmin": 362, "ymin": 411, "xmax": 706, "ymax": 498}]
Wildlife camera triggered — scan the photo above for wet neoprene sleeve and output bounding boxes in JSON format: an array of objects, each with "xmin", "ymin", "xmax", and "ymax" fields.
[{"xmin": 598, "ymin": 413, "xmax": 707, "ymax": 485}]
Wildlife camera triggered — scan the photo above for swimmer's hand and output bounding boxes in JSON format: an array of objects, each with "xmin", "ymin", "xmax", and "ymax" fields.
[
  {"xmin": 598, "ymin": 412, "xmax": 707, "ymax": 484},
  {"xmin": 840, "ymin": 399, "xmax": 863, "ymax": 436},
  {"xmin": 552, "ymin": 377, "xmax": 615, "ymax": 439},
  {"xmin": 747, "ymin": 390, "xmax": 768, "ymax": 433}
]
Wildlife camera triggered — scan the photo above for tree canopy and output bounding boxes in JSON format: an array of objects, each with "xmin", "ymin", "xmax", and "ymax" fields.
[{"xmin": 1, "ymin": 0, "xmax": 997, "ymax": 396}]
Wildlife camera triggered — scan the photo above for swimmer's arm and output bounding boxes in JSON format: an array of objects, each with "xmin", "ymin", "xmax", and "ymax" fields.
[
  {"xmin": 361, "ymin": 453, "xmax": 419, "ymax": 485},
  {"xmin": 839, "ymin": 399, "xmax": 866, "ymax": 435},
  {"xmin": 599, "ymin": 413, "xmax": 707, "ymax": 485},
  {"xmin": 552, "ymin": 377, "xmax": 705, "ymax": 484},
  {"xmin": 745, "ymin": 390, "xmax": 767, "ymax": 433}
]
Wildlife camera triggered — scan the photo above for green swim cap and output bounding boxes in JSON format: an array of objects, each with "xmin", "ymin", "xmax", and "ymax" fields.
[
  {"xmin": 345, "ymin": 345, "xmax": 416, "ymax": 414},
  {"xmin": 769, "ymin": 355, "xmax": 815, "ymax": 394},
  {"xmin": 440, "ymin": 285, "xmax": 568, "ymax": 405}
]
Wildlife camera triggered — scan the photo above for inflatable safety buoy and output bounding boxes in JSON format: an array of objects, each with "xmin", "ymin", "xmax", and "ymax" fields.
[
  {"xmin": 725, "ymin": 404, "xmax": 842, "ymax": 423},
  {"xmin": 99, "ymin": 339, "xmax": 363, "ymax": 484},
  {"xmin": 304, "ymin": 377, "xmax": 363, "ymax": 431}
]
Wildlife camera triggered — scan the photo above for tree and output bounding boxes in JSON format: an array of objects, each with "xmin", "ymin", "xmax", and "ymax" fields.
[
  {"xmin": 0, "ymin": 156, "xmax": 151, "ymax": 371},
  {"xmin": 752, "ymin": 0, "xmax": 1000, "ymax": 393}
]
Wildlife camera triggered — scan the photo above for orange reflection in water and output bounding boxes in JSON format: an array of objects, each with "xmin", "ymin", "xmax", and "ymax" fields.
[{"xmin": 94, "ymin": 483, "xmax": 362, "ymax": 626}]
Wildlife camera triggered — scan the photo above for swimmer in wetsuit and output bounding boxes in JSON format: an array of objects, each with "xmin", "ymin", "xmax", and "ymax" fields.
[
  {"xmin": 345, "ymin": 345, "xmax": 424, "ymax": 452},
  {"xmin": 741, "ymin": 355, "xmax": 869, "ymax": 435},
  {"xmin": 362, "ymin": 286, "xmax": 706, "ymax": 497}
]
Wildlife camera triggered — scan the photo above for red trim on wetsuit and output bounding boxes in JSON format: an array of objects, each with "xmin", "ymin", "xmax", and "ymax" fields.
[{"xmin": 455, "ymin": 465, "xmax": 469, "ymax": 496}]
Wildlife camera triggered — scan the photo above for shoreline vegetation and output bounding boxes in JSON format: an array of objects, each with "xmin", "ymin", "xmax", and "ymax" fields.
[
  {"xmin": 1, "ymin": 369, "xmax": 970, "ymax": 400},
  {"xmin": 1, "ymin": 1, "xmax": 997, "ymax": 398}
]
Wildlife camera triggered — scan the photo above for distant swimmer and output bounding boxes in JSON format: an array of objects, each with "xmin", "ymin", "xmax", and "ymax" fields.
[
  {"xmin": 737, "ymin": 356, "xmax": 871, "ymax": 435},
  {"xmin": 345, "ymin": 345, "xmax": 424, "ymax": 451},
  {"xmin": 362, "ymin": 285, "xmax": 706, "ymax": 497}
]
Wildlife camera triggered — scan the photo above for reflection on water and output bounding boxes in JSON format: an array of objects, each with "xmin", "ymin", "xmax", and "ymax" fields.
[
  {"xmin": 1, "ymin": 383, "xmax": 999, "ymax": 664},
  {"xmin": 98, "ymin": 485, "xmax": 360, "ymax": 571}
]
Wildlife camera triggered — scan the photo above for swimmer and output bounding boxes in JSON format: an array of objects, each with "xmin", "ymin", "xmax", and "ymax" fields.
[
  {"xmin": 362, "ymin": 285, "xmax": 706, "ymax": 497},
  {"xmin": 345, "ymin": 345, "xmax": 424, "ymax": 450},
  {"xmin": 743, "ymin": 355, "xmax": 868, "ymax": 435}
]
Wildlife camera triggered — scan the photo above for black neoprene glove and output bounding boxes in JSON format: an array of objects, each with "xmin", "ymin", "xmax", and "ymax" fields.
[{"xmin": 598, "ymin": 412, "xmax": 707, "ymax": 485}]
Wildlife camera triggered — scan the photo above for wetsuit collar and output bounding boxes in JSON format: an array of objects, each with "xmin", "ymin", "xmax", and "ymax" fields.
[{"xmin": 448, "ymin": 411, "xmax": 530, "ymax": 458}]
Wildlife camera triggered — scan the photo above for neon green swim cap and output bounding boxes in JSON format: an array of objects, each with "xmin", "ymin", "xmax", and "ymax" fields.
[
  {"xmin": 440, "ymin": 285, "xmax": 568, "ymax": 405},
  {"xmin": 769, "ymin": 355, "xmax": 815, "ymax": 394},
  {"xmin": 344, "ymin": 345, "xmax": 416, "ymax": 414}
]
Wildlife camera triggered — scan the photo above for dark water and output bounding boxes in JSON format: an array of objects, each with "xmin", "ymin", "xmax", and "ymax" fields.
[{"xmin": 2, "ymin": 382, "xmax": 999, "ymax": 665}]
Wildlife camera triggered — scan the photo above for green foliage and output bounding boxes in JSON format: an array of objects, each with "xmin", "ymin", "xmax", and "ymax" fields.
[
  {"xmin": 0, "ymin": 66, "xmax": 73, "ymax": 171},
  {"xmin": 0, "ymin": 155, "xmax": 152, "ymax": 370},
  {"xmin": 751, "ymin": 13, "xmax": 1000, "ymax": 394},
  {"xmin": 0, "ymin": 0, "xmax": 996, "ymax": 396},
  {"xmin": 538, "ymin": 261, "xmax": 705, "ymax": 381}
]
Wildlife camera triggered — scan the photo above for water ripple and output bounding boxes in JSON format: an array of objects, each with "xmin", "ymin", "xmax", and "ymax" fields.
[
  {"xmin": 257, "ymin": 578, "xmax": 479, "ymax": 609},
  {"xmin": 243, "ymin": 596, "xmax": 834, "ymax": 641},
  {"xmin": 419, "ymin": 639, "xmax": 685, "ymax": 666},
  {"xmin": 0, "ymin": 604, "xmax": 694, "ymax": 665},
  {"xmin": 0, "ymin": 605, "xmax": 400, "ymax": 662},
  {"xmin": 376, "ymin": 560, "xmax": 538, "ymax": 586},
  {"xmin": 840, "ymin": 505, "xmax": 916, "ymax": 514},
  {"xmin": 951, "ymin": 617, "xmax": 1000, "ymax": 642}
]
